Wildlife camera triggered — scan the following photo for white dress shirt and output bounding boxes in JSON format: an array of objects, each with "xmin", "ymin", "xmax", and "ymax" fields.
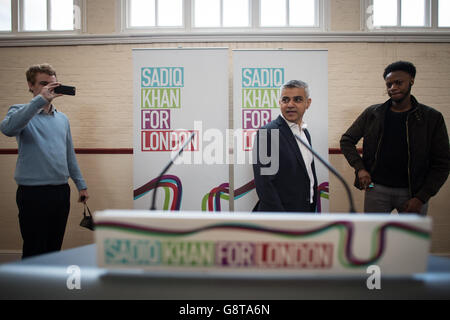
[{"xmin": 281, "ymin": 115, "xmax": 315, "ymax": 204}]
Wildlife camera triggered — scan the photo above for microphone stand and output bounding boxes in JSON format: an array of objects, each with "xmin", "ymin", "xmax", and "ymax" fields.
[
  {"xmin": 294, "ymin": 134, "xmax": 356, "ymax": 213},
  {"xmin": 150, "ymin": 132, "xmax": 196, "ymax": 210}
]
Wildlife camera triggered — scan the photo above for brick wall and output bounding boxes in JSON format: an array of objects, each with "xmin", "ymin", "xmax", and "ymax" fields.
[{"xmin": 0, "ymin": 0, "xmax": 449, "ymax": 255}]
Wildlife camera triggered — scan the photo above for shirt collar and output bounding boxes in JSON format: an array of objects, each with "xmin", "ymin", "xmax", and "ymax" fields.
[
  {"xmin": 38, "ymin": 104, "xmax": 56, "ymax": 115},
  {"xmin": 281, "ymin": 114, "xmax": 307, "ymax": 130}
]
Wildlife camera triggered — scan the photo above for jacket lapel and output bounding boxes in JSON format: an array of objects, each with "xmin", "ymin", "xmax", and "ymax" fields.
[{"xmin": 275, "ymin": 115, "xmax": 307, "ymax": 172}]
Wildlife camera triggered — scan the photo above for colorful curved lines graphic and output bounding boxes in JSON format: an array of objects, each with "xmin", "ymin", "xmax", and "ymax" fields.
[
  {"xmin": 202, "ymin": 180, "xmax": 256, "ymax": 211},
  {"xmin": 202, "ymin": 180, "xmax": 330, "ymax": 213},
  {"xmin": 96, "ymin": 220, "xmax": 430, "ymax": 269},
  {"xmin": 202, "ymin": 183, "xmax": 229, "ymax": 212},
  {"xmin": 133, "ymin": 175, "xmax": 182, "ymax": 210},
  {"xmin": 317, "ymin": 182, "xmax": 329, "ymax": 213}
]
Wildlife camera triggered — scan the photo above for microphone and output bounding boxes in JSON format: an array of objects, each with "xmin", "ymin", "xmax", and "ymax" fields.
[
  {"xmin": 150, "ymin": 131, "xmax": 196, "ymax": 210},
  {"xmin": 294, "ymin": 134, "xmax": 356, "ymax": 213}
]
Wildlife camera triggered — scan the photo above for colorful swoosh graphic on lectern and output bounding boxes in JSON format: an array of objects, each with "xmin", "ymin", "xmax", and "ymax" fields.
[
  {"xmin": 133, "ymin": 175, "xmax": 182, "ymax": 210},
  {"xmin": 96, "ymin": 220, "xmax": 430, "ymax": 268}
]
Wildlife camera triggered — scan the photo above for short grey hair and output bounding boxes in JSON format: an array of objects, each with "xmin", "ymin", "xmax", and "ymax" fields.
[{"xmin": 280, "ymin": 79, "xmax": 310, "ymax": 98}]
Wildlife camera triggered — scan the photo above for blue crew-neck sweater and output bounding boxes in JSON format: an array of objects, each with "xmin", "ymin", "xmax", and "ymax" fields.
[{"xmin": 1, "ymin": 95, "xmax": 87, "ymax": 190}]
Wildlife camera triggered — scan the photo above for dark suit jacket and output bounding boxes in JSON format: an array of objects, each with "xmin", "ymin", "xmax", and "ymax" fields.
[{"xmin": 252, "ymin": 115, "xmax": 318, "ymax": 212}]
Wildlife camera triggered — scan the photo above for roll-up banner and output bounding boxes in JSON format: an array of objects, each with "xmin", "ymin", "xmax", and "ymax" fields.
[
  {"xmin": 133, "ymin": 48, "xmax": 229, "ymax": 211},
  {"xmin": 232, "ymin": 50, "xmax": 329, "ymax": 212}
]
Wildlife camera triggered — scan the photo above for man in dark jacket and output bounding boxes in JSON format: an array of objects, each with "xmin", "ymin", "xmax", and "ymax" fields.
[
  {"xmin": 340, "ymin": 61, "xmax": 449, "ymax": 215},
  {"xmin": 253, "ymin": 80, "xmax": 318, "ymax": 213}
]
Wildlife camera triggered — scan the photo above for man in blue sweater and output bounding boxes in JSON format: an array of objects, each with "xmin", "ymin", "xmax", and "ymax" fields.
[{"xmin": 1, "ymin": 63, "xmax": 89, "ymax": 258}]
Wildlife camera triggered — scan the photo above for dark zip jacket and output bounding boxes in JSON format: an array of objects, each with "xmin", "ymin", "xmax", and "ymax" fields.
[{"xmin": 340, "ymin": 96, "xmax": 449, "ymax": 203}]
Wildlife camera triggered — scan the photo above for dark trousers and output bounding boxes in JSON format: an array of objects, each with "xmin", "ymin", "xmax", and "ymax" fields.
[
  {"xmin": 364, "ymin": 184, "xmax": 428, "ymax": 215},
  {"xmin": 16, "ymin": 184, "xmax": 71, "ymax": 259}
]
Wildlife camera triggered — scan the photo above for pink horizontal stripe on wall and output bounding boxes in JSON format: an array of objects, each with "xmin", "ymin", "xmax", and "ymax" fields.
[
  {"xmin": 0, "ymin": 148, "xmax": 133, "ymax": 155},
  {"xmin": 0, "ymin": 148, "xmax": 362, "ymax": 155}
]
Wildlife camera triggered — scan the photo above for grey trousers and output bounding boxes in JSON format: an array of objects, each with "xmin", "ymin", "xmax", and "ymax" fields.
[{"xmin": 364, "ymin": 183, "xmax": 428, "ymax": 215}]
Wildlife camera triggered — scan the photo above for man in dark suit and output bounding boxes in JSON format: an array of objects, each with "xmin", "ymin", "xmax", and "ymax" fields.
[{"xmin": 253, "ymin": 80, "xmax": 318, "ymax": 212}]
